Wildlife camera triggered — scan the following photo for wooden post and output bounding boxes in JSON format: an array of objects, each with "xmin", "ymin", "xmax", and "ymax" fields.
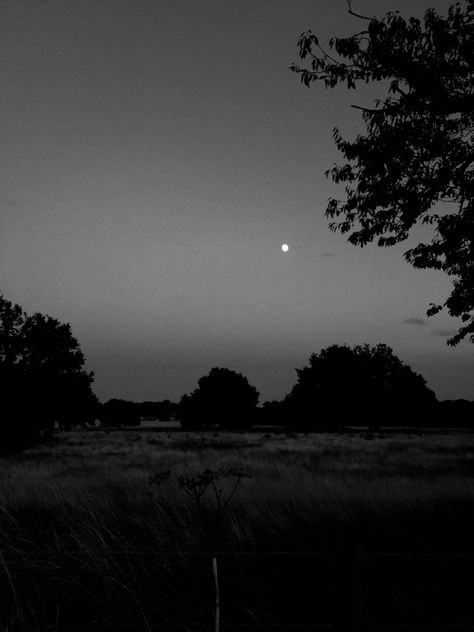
[{"xmin": 212, "ymin": 555, "xmax": 220, "ymax": 632}]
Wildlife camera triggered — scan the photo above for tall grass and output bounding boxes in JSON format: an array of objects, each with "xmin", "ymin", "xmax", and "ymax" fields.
[{"xmin": 0, "ymin": 430, "xmax": 473, "ymax": 629}]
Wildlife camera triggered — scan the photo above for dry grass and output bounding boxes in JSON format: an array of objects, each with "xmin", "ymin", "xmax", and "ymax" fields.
[{"xmin": 1, "ymin": 429, "xmax": 474, "ymax": 629}]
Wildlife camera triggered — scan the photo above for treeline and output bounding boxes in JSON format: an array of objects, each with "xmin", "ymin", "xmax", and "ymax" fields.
[
  {"xmin": 96, "ymin": 393, "xmax": 474, "ymax": 432},
  {"xmin": 98, "ymin": 346, "xmax": 474, "ymax": 432},
  {"xmin": 97, "ymin": 399, "xmax": 178, "ymax": 427},
  {"xmin": 1, "ymin": 294, "xmax": 473, "ymax": 451},
  {"xmin": 176, "ymin": 346, "xmax": 474, "ymax": 432}
]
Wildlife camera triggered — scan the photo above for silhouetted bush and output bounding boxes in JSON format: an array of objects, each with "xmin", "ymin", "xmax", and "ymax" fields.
[
  {"xmin": 260, "ymin": 400, "xmax": 291, "ymax": 427},
  {"xmin": 137, "ymin": 399, "xmax": 178, "ymax": 421},
  {"xmin": 285, "ymin": 343, "xmax": 437, "ymax": 430},
  {"xmin": 434, "ymin": 399, "xmax": 474, "ymax": 429},
  {"xmin": 98, "ymin": 399, "xmax": 141, "ymax": 427},
  {"xmin": 0, "ymin": 294, "xmax": 96, "ymax": 449},
  {"xmin": 178, "ymin": 367, "xmax": 259, "ymax": 430}
]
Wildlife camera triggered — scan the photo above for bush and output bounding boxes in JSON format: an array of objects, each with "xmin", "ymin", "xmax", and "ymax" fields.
[{"xmin": 98, "ymin": 399, "xmax": 141, "ymax": 427}]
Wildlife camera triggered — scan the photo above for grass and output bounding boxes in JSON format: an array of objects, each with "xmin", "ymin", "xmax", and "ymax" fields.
[{"xmin": 1, "ymin": 429, "xmax": 474, "ymax": 630}]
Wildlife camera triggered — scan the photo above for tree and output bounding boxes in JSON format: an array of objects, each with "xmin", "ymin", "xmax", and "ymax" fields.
[
  {"xmin": 285, "ymin": 343, "xmax": 436, "ymax": 429},
  {"xmin": 261, "ymin": 400, "xmax": 291, "ymax": 428},
  {"xmin": 178, "ymin": 367, "xmax": 260, "ymax": 430},
  {"xmin": 435, "ymin": 398, "xmax": 474, "ymax": 428},
  {"xmin": 291, "ymin": 1, "xmax": 474, "ymax": 344},
  {"xmin": 98, "ymin": 399, "xmax": 141, "ymax": 427},
  {"xmin": 138, "ymin": 399, "xmax": 179, "ymax": 421},
  {"xmin": 0, "ymin": 294, "xmax": 96, "ymax": 448}
]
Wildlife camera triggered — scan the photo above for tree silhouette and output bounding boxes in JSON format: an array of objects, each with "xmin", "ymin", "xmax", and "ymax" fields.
[
  {"xmin": 261, "ymin": 399, "xmax": 291, "ymax": 428},
  {"xmin": 291, "ymin": 1, "xmax": 474, "ymax": 344},
  {"xmin": 138, "ymin": 399, "xmax": 178, "ymax": 421},
  {"xmin": 0, "ymin": 294, "xmax": 96, "ymax": 448},
  {"xmin": 98, "ymin": 399, "xmax": 141, "ymax": 427},
  {"xmin": 179, "ymin": 367, "xmax": 260, "ymax": 430},
  {"xmin": 286, "ymin": 344, "xmax": 437, "ymax": 430}
]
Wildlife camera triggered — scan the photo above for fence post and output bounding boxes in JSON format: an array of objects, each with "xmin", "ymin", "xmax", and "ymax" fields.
[
  {"xmin": 334, "ymin": 545, "xmax": 371, "ymax": 632},
  {"xmin": 213, "ymin": 555, "xmax": 220, "ymax": 632}
]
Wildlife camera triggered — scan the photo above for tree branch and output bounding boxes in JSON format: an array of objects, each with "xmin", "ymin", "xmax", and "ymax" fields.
[
  {"xmin": 392, "ymin": 84, "xmax": 408, "ymax": 97},
  {"xmin": 316, "ymin": 42, "xmax": 348, "ymax": 66},
  {"xmin": 346, "ymin": 0, "xmax": 374, "ymax": 21},
  {"xmin": 350, "ymin": 104, "xmax": 386, "ymax": 113}
]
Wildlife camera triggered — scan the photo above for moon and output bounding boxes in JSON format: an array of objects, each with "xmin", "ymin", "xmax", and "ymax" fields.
[{"xmin": 281, "ymin": 243, "xmax": 289, "ymax": 252}]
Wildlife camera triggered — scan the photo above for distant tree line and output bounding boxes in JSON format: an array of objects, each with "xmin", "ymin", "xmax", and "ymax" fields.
[
  {"xmin": 2, "ymin": 293, "xmax": 473, "ymax": 451},
  {"xmin": 92, "ymin": 352, "xmax": 474, "ymax": 432},
  {"xmin": 97, "ymin": 399, "xmax": 178, "ymax": 427},
  {"xmin": 177, "ymin": 344, "xmax": 449, "ymax": 432},
  {"xmin": 176, "ymin": 345, "xmax": 474, "ymax": 431},
  {"xmin": 0, "ymin": 295, "xmax": 182, "ymax": 449}
]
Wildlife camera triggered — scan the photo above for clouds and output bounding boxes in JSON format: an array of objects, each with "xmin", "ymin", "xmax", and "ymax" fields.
[
  {"xmin": 403, "ymin": 317, "xmax": 426, "ymax": 326},
  {"xmin": 432, "ymin": 329, "xmax": 457, "ymax": 338},
  {"xmin": 402, "ymin": 319, "xmax": 458, "ymax": 341}
]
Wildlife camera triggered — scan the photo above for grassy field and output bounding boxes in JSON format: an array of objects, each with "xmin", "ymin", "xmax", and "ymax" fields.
[{"xmin": 1, "ymin": 429, "xmax": 474, "ymax": 630}]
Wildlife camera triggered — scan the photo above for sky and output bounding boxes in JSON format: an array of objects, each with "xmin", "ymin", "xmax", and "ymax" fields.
[{"xmin": 1, "ymin": 0, "xmax": 472, "ymax": 403}]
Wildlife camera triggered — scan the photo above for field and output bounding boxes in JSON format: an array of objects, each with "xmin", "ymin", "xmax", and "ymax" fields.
[{"xmin": 1, "ymin": 428, "xmax": 474, "ymax": 631}]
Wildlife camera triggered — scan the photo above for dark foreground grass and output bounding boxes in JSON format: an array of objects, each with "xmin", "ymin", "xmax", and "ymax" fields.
[{"xmin": 1, "ymin": 430, "xmax": 474, "ymax": 630}]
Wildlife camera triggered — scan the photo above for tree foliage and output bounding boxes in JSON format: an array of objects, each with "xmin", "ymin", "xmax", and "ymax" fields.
[
  {"xmin": 98, "ymin": 398, "xmax": 142, "ymax": 427},
  {"xmin": 138, "ymin": 399, "xmax": 178, "ymax": 421},
  {"xmin": 286, "ymin": 343, "xmax": 436, "ymax": 429},
  {"xmin": 291, "ymin": 1, "xmax": 474, "ymax": 344},
  {"xmin": 178, "ymin": 367, "xmax": 259, "ymax": 430},
  {"xmin": 0, "ymin": 294, "xmax": 97, "ymax": 447}
]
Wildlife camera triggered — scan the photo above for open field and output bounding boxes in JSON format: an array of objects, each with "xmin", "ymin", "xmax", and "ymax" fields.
[{"xmin": 1, "ymin": 429, "xmax": 474, "ymax": 630}]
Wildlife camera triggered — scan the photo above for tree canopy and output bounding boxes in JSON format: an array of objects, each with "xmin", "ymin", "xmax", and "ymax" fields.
[
  {"xmin": 179, "ymin": 367, "xmax": 260, "ymax": 430},
  {"xmin": 0, "ymin": 295, "xmax": 97, "ymax": 447},
  {"xmin": 98, "ymin": 399, "xmax": 141, "ymax": 427},
  {"xmin": 291, "ymin": 1, "xmax": 474, "ymax": 344},
  {"xmin": 285, "ymin": 343, "xmax": 436, "ymax": 429}
]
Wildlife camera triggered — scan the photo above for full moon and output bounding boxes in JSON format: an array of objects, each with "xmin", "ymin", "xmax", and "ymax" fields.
[{"xmin": 281, "ymin": 243, "xmax": 289, "ymax": 252}]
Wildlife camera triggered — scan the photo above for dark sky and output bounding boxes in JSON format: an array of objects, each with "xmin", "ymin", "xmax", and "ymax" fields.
[{"xmin": 1, "ymin": 0, "xmax": 472, "ymax": 403}]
